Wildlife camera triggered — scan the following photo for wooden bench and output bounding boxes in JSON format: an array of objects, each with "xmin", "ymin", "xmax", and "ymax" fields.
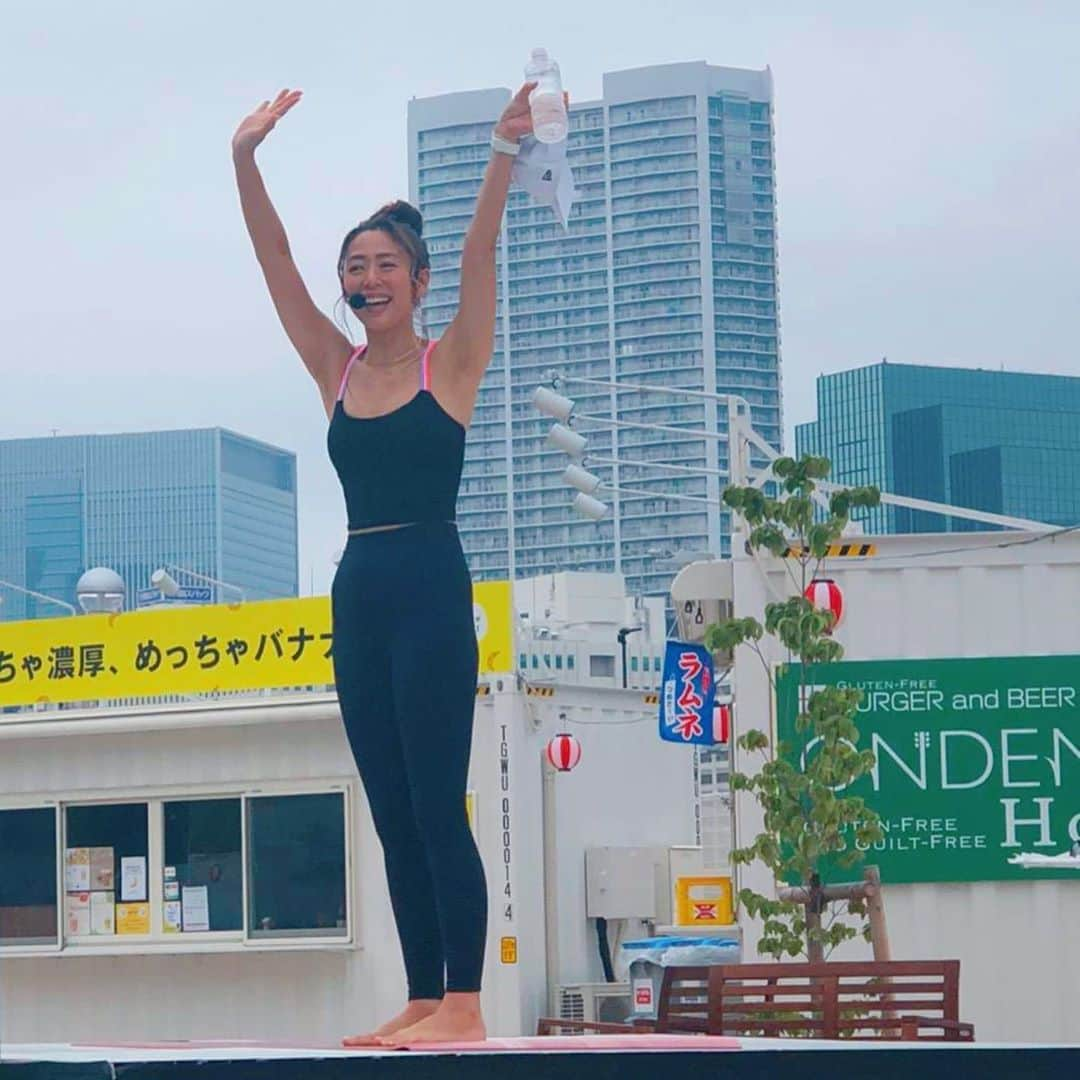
[{"xmin": 538, "ymin": 960, "xmax": 974, "ymax": 1042}]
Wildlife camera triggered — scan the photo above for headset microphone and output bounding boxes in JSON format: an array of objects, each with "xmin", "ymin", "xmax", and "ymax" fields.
[{"xmin": 347, "ymin": 293, "xmax": 368, "ymax": 310}]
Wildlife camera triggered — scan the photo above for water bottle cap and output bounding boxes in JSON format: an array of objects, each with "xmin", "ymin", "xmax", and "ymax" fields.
[{"xmin": 531, "ymin": 47, "xmax": 550, "ymax": 64}]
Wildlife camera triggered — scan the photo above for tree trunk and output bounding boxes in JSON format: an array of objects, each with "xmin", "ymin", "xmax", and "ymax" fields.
[
  {"xmin": 805, "ymin": 874, "xmax": 825, "ymax": 963},
  {"xmin": 806, "ymin": 909, "xmax": 824, "ymax": 963}
]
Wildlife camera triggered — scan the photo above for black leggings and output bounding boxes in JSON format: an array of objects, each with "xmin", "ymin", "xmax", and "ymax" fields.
[{"xmin": 331, "ymin": 521, "xmax": 486, "ymax": 998}]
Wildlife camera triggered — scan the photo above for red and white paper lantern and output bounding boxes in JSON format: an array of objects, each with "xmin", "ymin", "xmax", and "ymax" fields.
[
  {"xmin": 804, "ymin": 577, "xmax": 844, "ymax": 633},
  {"xmin": 713, "ymin": 703, "xmax": 732, "ymax": 744},
  {"xmin": 546, "ymin": 732, "xmax": 582, "ymax": 772}
]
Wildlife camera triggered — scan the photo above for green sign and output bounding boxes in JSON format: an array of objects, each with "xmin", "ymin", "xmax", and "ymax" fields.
[{"xmin": 775, "ymin": 656, "xmax": 1080, "ymax": 883}]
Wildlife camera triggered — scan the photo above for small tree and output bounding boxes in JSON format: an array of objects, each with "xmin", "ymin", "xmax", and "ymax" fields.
[{"xmin": 705, "ymin": 455, "xmax": 884, "ymax": 962}]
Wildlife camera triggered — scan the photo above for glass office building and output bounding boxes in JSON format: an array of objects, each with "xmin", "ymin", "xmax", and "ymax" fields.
[
  {"xmin": 796, "ymin": 363, "xmax": 1080, "ymax": 533},
  {"xmin": 408, "ymin": 62, "xmax": 782, "ymax": 593},
  {"xmin": 0, "ymin": 428, "xmax": 298, "ymax": 621}
]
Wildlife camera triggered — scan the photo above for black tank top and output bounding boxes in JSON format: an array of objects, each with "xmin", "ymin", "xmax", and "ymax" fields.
[{"xmin": 327, "ymin": 341, "xmax": 466, "ymax": 530}]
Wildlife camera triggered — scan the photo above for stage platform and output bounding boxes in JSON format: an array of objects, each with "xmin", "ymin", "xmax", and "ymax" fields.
[{"xmin": 2, "ymin": 1035, "xmax": 1078, "ymax": 1079}]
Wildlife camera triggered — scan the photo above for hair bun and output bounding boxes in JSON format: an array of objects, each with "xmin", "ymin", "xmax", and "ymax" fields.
[{"xmin": 376, "ymin": 200, "xmax": 424, "ymax": 238}]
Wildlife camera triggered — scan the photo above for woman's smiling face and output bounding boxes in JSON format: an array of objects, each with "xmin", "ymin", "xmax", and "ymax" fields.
[{"xmin": 341, "ymin": 230, "xmax": 428, "ymax": 327}]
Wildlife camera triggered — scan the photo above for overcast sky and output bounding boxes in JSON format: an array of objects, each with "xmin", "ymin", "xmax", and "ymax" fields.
[{"xmin": 3, "ymin": 2, "xmax": 1078, "ymax": 594}]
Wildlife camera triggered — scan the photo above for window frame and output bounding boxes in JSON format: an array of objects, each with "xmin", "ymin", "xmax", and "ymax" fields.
[
  {"xmin": 0, "ymin": 803, "xmax": 62, "ymax": 952},
  {"xmin": 0, "ymin": 777, "xmax": 355, "ymax": 958}
]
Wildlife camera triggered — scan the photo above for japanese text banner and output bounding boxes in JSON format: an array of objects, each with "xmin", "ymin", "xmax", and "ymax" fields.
[
  {"xmin": 0, "ymin": 583, "xmax": 513, "ymax": 708},
  {"xmin": 659, "ymin": 639, "xmax": 717, "ymax": 745}
]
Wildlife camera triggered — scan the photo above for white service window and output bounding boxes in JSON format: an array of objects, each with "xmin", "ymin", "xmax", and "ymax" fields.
[
  {"xmin": 64, "ymin": 802, "xmax": 149, "ymax": 938},
  {"xmin": 2, "ymin": 786, "xmax": 350, "ymax": 954},
  {"xmin": 248, "ymin": 793, "xmax": 347, "ymax": 938},
  {"xmin": 163, "ymin": 798, "xmax": 243, "ymax": 933}
]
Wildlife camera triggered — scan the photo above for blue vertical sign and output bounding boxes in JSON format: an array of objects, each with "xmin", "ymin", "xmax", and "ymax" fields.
[{"xmin": 659, "ymin": 640, "xmax": 717, "ymax": 745}]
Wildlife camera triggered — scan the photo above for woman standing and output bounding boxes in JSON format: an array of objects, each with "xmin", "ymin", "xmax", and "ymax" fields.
[{"xmin": 231, "ymin": 81, "xmax": 548, "ymax": 1046}]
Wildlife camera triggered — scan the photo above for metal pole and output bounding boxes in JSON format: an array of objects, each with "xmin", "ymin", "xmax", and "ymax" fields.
[
  {"xmin": 166, "ymin": 564, "xmax": 246, "ymax": 601},
  {"xmin": 586, "ymin": 454, "xmax": 729, "ymax": 479},
  {"xmin": 597, "ymin": 482, "xmax": 723, "ymax": 508},
  {"xmin": 542, "ymin": 755, "xmax": 561, "ymax": 1019},
  {"xmin": 814, "ymin": 480, "xmax": 1055, "ymax": 533},
  {"xmin": 552, "ymin": 371, "xmax": 749, "ymax": 412},
  {"xmin": 616, "ymin": 626, "xmax": 643, "ymax": 690},
  {"xmin": 570, "ymin": 413, "xmax": 729, "ymax": 443},
  {"xmin": 0, "ymin": 577, "xmax": 77, "ymax": 616}
]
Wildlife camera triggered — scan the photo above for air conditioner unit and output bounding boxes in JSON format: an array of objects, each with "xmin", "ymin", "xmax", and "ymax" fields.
[{"xmin": 557, "ymin": 981, "xmax": 632, "ymax": 1027}]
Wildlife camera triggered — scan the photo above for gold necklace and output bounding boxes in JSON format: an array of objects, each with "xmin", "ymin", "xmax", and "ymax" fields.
[{"xmin": 364, "ymin": 338, "xmax": 425, "ymax": 370}]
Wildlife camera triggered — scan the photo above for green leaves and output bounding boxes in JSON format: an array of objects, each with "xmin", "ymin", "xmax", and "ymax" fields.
[
  {"xmin": 829, "ymin": 484, "xmax": 881, "ymax": 520},
  {"xmin": 764, "ymin": 596, "xmax": 838, "ymax": 655},
  {"xmin": 722, "ymin": 485, "xmax": 769, "ymax": 522},
  {"xmin": 737, "ymin": 729, "xmax": 770, "ymax": 753},
  {"xmin": 708, "ymin": 456, "xmax": 885, "ymax": 962},
  {"xmin": 704, "ymin": 616, "xmax": 763, "ymax": 656},
  {"xmin": 749, "ymin": 526, "xmax": 789, "ymax": 556}
]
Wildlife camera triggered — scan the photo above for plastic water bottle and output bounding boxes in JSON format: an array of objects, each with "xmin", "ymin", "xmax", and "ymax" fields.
[{"xmin": 525, "ymin": 47, "xmax": 567, "ymax": 144}]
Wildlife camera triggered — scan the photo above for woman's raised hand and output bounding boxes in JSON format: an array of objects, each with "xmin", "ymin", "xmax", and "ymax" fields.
[
  {"xmin": 493, "ymin": 82, "xmax": 570, "ymax": 143},
  {"xmin": 232, "ymin": 89, "xmax": 303, "ymax": 157}
]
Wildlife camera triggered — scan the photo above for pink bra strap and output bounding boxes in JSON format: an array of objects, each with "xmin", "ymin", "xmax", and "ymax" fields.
[
  {"xmin": 420, "ymin": 339, "xmax": 437, "ymax": 392},
  {"xmin": 336, "ymin": 345, "xmax": 366, "ymax": 401}
]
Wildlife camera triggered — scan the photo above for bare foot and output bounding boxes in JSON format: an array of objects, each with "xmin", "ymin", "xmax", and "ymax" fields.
[
  {"xmin": 377, "ymin": 993, "xmax": 486, "ymax": 1046},
  {"xmin": 342, "ymin": 999, "xmax": 442, "ymax": 1047}
]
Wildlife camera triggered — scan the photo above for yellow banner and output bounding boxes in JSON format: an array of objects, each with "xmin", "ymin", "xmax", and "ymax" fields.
[
  {"xmin": 472, "ymin": 580, "xmax": 514, "ymax": 674},
  {"xmin": 0, "ymin": 582, "xmax": 514, "ymax": 708}
]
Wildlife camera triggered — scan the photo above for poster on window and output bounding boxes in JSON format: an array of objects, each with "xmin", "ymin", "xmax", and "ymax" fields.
[
  {"xmin": 181, "ymin": 886, "xmax": 210, "ymax": 932},
  {"xmin": 90, "ymin": 891, "xmax": 115, "ymax": 935},
  {"xmin": 120, "ymin": 856, "xmax": 147, "ymax": 902},
  {"xmin": 163, "ymin": 901, "xmax": 182, "ymax": 933},
  {"xmin": 65, "ymin": 892, "xmax": 91, "ymax": 936},
  {"xmin": 65, "ymin": 848, "xmax": 90, "ymax": 892},
  {"xmin": 90, "ymin": 847, "xmax": 114, "ymax": 891},
  {"xmin": 116, "ymin": 902, "xmax": 150, "ymax": 935}
]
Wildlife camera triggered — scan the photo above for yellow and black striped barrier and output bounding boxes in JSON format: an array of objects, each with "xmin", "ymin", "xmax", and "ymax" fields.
[
  {"xmin": 782, "ymin": 542, "xmax": 876, "ymax": 558},
  {"xmin": 526, "ymin": 685, "xmax": 557, "ymax": 698}
]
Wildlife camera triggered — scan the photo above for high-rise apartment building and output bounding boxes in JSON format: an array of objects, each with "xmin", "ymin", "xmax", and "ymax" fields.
[{"xmin": 409, "ymin": 61, "xmax": 782, "ymax": 593}]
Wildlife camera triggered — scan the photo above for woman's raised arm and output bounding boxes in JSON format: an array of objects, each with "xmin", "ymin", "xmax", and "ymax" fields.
[{"xmin": 232, "ymin": 90, "xmax": 350, "ymax": 397}]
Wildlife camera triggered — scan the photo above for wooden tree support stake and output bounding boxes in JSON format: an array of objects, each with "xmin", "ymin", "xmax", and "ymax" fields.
[{"xmin": 777, "ymin": 865, "xmax": 891, "ymax": 962}]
